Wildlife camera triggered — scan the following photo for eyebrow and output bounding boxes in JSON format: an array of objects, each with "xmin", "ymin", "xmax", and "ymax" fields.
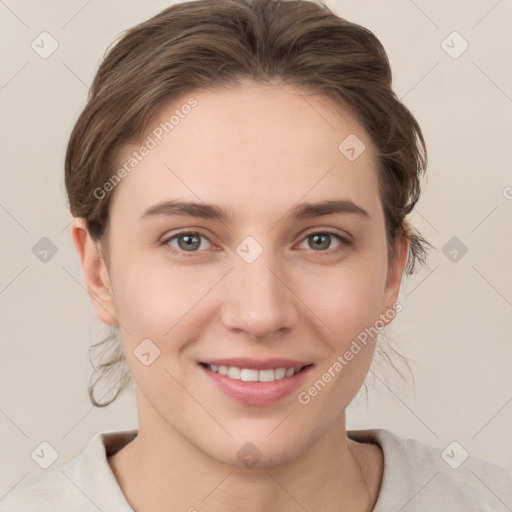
[{"xmin": 140, "ymin": 199, "xmax": 370, "ymax": 222}]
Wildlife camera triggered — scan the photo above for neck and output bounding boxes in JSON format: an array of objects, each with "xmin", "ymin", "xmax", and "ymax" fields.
[{"xmin": 108, "ymin": 393, "xmax": 383, "ymax": 512}]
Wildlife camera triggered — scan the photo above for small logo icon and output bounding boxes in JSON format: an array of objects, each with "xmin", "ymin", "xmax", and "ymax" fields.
[
  {"xmin": 31, "ymin": 31, "xmax": 59, "ymax": 59},
  {"xmin": 236, "ymin": 236, "xmax": 263, "ymax": 264},
  {"xmin": 442, "ymin": 236, "xmax": 468, "ymax": 263},
  {"xmin": 32, "ymin": 237, "xmax": 58, "ymax": 263},
  {"xmin": 237, "ymin": 442, "xmax": 262, "ymax": 467},
  {"xmin": 31, "ymin": 441, "xmax": 59, "ymax": 469},
  {"xmin": 441, "ymin": 441, "xmax": 469, "ymax": 469},
  {"xmin": 134, "ymin": 338, "xmax": 161, "ymax": 366},
  {"xmin": 441, "ymin": 31, "xmax": 469, "ymax": 59},
  {"xmin": 338, "ymin": 134, "xmax": 366, "ymax": 161}
]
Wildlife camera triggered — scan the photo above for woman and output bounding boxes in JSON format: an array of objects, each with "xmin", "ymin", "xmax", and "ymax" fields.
[{"xmin": 2, "ymin": 0, "xmax": 510, "ymax": 510}]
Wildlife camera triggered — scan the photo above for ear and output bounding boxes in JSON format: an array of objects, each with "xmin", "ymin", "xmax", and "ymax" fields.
[
  {"xmin": 71, "ymin": 218, "xmax": 118, "ymax": 325},
  {"xmin": 380, "ymin": 222, "xmax": 410, "ymax": 322}
]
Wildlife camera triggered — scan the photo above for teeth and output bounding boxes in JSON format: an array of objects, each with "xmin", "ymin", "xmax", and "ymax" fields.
[
  {"xmin": 227, "ymin": 367, "xmax": 241, "ymax": 379},
  {"xmin": 206, "ymin": 364, "xmax": 300, "ymax": 381},
  {"xmin": 258, "ymin": 369, "xmax": 275, "ymax": 382},
  {"xmin": 274, "ymin": 368, "xmax": 286, "ymax": 379},
  {"xmin": 240, "ymin": 369, "xmax": 259, "ymax": 382}
]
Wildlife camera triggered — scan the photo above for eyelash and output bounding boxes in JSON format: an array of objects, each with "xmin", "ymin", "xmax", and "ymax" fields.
[{"xmin": 160, "ymin": 229, "xmax": 351, "ymax": 258}]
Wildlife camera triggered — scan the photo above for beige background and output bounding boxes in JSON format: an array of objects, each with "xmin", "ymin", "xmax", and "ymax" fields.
[{"xmin": 1, "ymin": 0, "xmax": 511, "ymax": 493}]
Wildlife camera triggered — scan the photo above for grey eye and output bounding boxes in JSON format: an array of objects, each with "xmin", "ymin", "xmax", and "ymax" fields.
[{"xmin": 167, "ymin": 232, "xmax": 211, "ymax": 252}]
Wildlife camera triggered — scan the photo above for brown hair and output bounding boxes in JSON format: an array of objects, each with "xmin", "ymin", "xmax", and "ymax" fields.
[{"xmin": 65, "ymin": 0, "xmax": 431, "ymax": 407}]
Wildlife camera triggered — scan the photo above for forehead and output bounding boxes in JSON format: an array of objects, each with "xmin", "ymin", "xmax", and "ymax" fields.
[{"xmin": 109, "ymin": 81, "xmax": 381, "ymax": 223}]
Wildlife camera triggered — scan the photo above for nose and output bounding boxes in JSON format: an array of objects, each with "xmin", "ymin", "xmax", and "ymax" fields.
[{"xmin": 220, "ymin": 251, "xmax": 298, "ymax": 341}]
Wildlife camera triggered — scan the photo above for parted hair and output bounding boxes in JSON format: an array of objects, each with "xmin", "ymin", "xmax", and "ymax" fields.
[{"xmin": 65, "ymin": 0, "xmax": 431, "ymax": 407}]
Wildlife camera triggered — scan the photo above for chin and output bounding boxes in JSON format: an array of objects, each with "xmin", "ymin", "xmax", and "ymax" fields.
[{"xmin": 199, "ymin": 431, "xmax": 310, "ymax": 469}]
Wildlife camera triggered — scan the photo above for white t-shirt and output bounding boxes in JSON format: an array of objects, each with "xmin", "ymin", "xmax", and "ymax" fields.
[{"xmin": 1, "ymin": 428, "xmax": 511, "ymax": 511}]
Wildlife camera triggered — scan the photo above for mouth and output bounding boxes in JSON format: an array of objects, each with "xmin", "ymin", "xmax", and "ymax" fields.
[
  {"xmin": 199, "ymin": 362, "xmax": 313, "ymax": 382},
  {"xmin": 198, "ymin": 359, "xmax": 314, "ymax": 405}
]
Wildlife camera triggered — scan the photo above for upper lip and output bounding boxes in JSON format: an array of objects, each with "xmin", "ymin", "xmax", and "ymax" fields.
[{"xmin": 200, "ymin": 358, "xmax": 313, "ymax": 371}]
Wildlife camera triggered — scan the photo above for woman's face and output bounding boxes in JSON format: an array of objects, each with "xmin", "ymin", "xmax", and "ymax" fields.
[{"xmin": 78, "ymin": 80, "xmax": 407, "ymax": 466}]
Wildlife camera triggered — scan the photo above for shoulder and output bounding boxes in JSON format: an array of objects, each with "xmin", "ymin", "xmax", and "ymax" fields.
[
  {"xmin": 348, "ymin": 427, "xmax": 512, "ymax": 511},
  {"xmin": 0, "ymin": 466, "xmax": 86, "ymax": 511},
  {"xmin": 0, "ymin": 429, "xmax": 137, "ymax": 511}
]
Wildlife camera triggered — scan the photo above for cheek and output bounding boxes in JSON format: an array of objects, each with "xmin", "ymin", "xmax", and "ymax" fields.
[
  {"xmin": 108, "ymin": 264, "xmax": 204, "ymax": 398},
  {"xmin": 300, "ymin": 259, "xmax": 387, "ymax": 346},
  {"xmin": 294, "ymin": 265, "xmax": 386, "ymax": 414},
  {"xmin": 110, "ymin": 259, "xmax": 220, "ymax": 345}
]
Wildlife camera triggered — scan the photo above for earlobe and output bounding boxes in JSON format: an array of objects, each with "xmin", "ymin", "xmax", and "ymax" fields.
[{"xmin": 71, "ymin": 218, "xmax": 118, "ymax": 326}]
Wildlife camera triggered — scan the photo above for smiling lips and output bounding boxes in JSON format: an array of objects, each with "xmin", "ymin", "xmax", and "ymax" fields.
[{"xmin": 199, "ymin": 358, "xmax": 313, "ymax": 405}]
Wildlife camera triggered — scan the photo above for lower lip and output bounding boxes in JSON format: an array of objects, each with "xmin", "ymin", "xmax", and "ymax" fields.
[{"xmin": 199, "ymin": 364, "xmax": 313, "ymax": 406}]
